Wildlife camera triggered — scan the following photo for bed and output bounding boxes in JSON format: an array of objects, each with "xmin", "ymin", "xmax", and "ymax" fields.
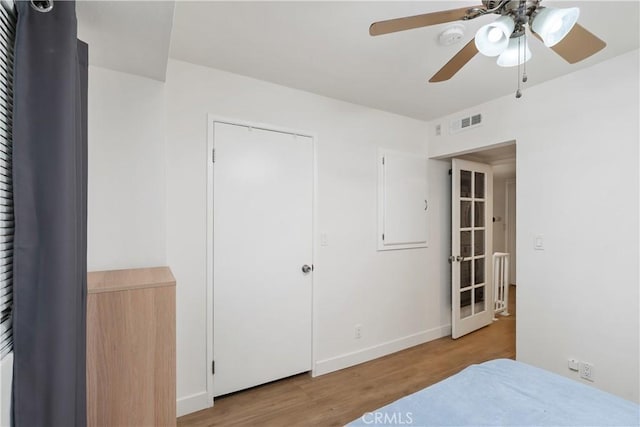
[{"xmin": 347, "ymin": 359, "xmax": 639, "ymax": 426}]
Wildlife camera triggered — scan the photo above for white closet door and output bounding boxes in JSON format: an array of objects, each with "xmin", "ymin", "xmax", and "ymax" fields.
[{"xmin": 213, "ymin": 122, "xmax": 313, "ymax": 396}]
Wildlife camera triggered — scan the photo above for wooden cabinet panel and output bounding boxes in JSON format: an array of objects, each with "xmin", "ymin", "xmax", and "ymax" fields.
[{"xmin": 87, "ymin": 267, "xmax": 176, "ymax": 427}]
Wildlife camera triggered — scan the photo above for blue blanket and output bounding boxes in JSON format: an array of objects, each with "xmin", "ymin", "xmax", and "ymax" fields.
[{"xmin": 347, "ymin": 359, "xmax": 639, "ymax": 426}]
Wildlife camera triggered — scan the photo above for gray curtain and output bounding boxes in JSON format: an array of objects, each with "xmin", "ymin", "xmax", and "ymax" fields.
[{"xmin": 12, "ymin": 1, "xmax": 87, "ymax": 426}]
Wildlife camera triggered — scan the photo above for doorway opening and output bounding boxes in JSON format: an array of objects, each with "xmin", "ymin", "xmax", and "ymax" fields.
[
  {"xmin": 456, "ymin": 143, "xmax": 517, "ymax": 288},
  {"xmin": 437, "ymin": 141, "xmax": 517, "ymax": 339}
]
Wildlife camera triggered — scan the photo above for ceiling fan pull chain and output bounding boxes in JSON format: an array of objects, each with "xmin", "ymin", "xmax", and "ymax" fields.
[
  {"xmin": 516, "ymin": 36, "xmax": 522, "ymax": 98},
  {"xmin": 522, "ymin": 30, "xmax": 528, "ymax": 83},
  {"xmin": 522, "ymin": 31, "xmax": 529, "ymax": 83}
]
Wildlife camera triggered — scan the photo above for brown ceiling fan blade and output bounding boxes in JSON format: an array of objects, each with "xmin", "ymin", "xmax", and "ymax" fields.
[
  {"xmin": 548, "ymin": 24, "xmax": 606, "ymax": 64},
  {"xmin": 369, "ymin": 6, "xmax": 482, "ymax": 36},
  {"xmin": 429, "ymin": 39, "xmax": 478, "ymax": 83}
]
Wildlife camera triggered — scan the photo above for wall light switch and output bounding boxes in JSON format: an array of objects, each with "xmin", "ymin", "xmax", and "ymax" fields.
[
  {"xmin": 320, "ymin": 233, "xmax": 328, "ymax": 247},
  {"xmin": 568, "ymin": 358, "xmax": 579, "ymax": 371},
  {"xmin": 534, "ymin": 235, "xmax": 544, "ymax": 250}
]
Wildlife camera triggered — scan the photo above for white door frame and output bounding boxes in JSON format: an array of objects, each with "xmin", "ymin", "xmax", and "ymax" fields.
[
  {"xmin": 505, "ymin": 179, "xmax": 516, "ymax": 285},
  {"xmin": 206, "ymin": 114, "xmax": 319, "ymax": 406}
]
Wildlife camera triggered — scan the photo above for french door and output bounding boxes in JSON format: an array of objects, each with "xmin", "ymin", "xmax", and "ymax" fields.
[{"xmin": 451, "ymin": 159, "xmax": 493, "ymax": 339}]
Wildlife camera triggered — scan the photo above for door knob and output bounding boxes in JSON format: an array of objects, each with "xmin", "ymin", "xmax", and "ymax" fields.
[{"xmin": 301, "ymin": 264, "xmax": 312, "ymax": 274}]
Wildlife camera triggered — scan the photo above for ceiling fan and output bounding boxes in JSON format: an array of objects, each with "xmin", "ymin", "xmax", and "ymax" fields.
[{"xmin": 369, "ymin": 0, "xmax": 606, "ymax": 89}]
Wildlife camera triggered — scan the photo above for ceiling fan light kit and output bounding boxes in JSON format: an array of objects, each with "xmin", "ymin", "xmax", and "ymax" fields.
[
  {"xmin": 531, "ymin": 6, "xmax": 580, "ymax": 47},
  {"xmin": 369, "ymin": 1, "xmax": 606, "ymax": 98},
  {"xmin": 475, "ymin": 15, "xmax": 515, "ymax": 56},
  {"xmin": 497, "ymin": 35, "xmax": 532, "ymax": 67}
]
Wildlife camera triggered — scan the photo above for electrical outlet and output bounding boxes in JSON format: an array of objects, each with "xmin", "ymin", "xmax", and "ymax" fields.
[
  {"xmin": 579, "ymin": 361, "xmax": 595, "ymax": 382},
  {"xmin": 355, "ymin": 324, "xmax": 362, "ymax": 339}
]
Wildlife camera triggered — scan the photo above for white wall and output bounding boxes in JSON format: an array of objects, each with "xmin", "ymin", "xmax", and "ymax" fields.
[
  {"xmin": 429, "ymin": 50, "xmax": 640, "ymax": 402},
  {"xmin": 87, "ymin": 66, "xmax": 167, "ymax": 271},
  {"xmin": 164, "ymin": 59, "xmax": 450, "ymax": 413}
]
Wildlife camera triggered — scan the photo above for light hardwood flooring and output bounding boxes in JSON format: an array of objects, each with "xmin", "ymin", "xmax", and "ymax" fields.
[{"xmin": 178, "ymin": 285, "xmax": 516, "ymax": 427}]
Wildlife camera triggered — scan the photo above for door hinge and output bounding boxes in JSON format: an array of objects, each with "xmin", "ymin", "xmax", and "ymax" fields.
[
  {"xmin": 212, "ymin": 360, "xmax": 215, "ymax": 375},
  {"xmin": 212, "ymin": 148, "xmax": 216, "ymax": 163},
  {"xmin": 382, "ymin": 157, "xmax": 385, "ymax": 165}
]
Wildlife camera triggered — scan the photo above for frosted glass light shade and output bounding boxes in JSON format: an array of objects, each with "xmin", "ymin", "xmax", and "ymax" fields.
[
  {"xmin": 531, "ymin": 7, "xmax": 580, "ymax": 47},
  {"xmin": 475, "ymin": 15, "xmax": 515, "ymax": 57},
  {"xmin": 496, "ymin": 36, "xmax": 532, "ymax": 67}
]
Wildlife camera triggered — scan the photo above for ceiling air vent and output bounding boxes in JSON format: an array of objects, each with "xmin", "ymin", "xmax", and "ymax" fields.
[{"xmin": 450, "ymin": 113, "xmax": 482, "ymax": 134}]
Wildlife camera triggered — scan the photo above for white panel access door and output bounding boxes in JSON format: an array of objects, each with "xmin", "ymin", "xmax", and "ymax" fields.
[
  {"xmin": 451, "ymin": 159, "xmax": 493, "ymax": 339},
  {"xmin": 377, "ymin": 150, "xmax": 428, "ymax": 251},
  {"xmin": 212, "ymin": 122, "xmax": 313, "ymax": 396}
]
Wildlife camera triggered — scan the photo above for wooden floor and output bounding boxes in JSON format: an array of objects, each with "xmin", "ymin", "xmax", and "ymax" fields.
[{"xmin": 178, "ymin": 286, "xmax": 516, "ymax": 427}]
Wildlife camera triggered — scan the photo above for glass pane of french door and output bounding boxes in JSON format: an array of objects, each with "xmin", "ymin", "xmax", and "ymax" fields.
[{"xmin": 459, "ymin": 169, "xmax": 487, "ymax": 318}]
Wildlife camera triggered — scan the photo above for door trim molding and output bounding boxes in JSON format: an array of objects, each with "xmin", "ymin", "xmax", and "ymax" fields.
[
  {"xmin": 504, "ymin": 179, "xmax": 516, "ymax": 285},
  {"xmin": 205, "ymin": 114, "xmax": 318, "ymax": 407}
]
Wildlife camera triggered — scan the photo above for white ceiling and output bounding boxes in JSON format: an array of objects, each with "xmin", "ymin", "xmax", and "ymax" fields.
[
  {"xmin": 456, "ymin": 143, "xmax": 516, "ymax": 179},
  {"xmin": 78, "ymin": 1, "xmax": 640, "ymax": 121},
  {"xmin": 77, "ymin": 1, "xmax": 175, "ymax": 81},
  {"xmin": 457, "ymin": 143, "xmax": 516, "ymax": 164}
]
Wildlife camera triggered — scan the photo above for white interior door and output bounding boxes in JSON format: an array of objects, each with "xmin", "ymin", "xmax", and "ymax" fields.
[
  {"xmin": 213, "ymin": 122, "xmax": 313, "ymax": 396},
  {"xmin": 451, "ymin": 159, "xmax": 493, "ymax": 339}
]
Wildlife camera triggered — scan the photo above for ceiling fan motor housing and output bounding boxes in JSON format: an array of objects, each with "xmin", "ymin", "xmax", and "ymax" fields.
[
  {"xmin": 484, "ymin": 1, "xmax": 541, "ymax": 22},
  {"xmin": 482, "ymin": 0, "xmax": 504, "ymax": 10}
]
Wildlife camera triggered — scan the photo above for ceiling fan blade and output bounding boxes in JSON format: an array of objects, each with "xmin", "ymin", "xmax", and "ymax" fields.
[
  {"xmin": 370, "ymin": 6, "xmax": 483, "ymax": 36},
  {"xmin": 547, "ymin": 24, "xmax": 606, "ymax": 64},
  {"xmin": 429, "ymin": 38, "xmax": 478, "ymax": 83}
]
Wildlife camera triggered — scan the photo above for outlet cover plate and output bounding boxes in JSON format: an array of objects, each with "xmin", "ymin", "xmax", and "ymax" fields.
[{"xmin": 579, "ymin": 361, "xmax": 595, "ymax": 381}]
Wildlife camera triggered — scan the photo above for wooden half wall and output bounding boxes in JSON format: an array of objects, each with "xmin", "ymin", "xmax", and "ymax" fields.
[{"xmin": 87, "ymin": 267, "xmax": 176, "ymax": 426}]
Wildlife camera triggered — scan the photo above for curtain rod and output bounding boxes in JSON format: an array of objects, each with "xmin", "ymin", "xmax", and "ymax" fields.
[
  {"xmin": 2, "ymin": 0, "xmax": 54, "ymax": 14},
  {"xmin": 30, "ymin": 0, "xmax": 53, "ymax": 12}
]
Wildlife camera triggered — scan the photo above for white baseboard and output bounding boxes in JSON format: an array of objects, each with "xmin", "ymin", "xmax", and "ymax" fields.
[
  {"xmin": 313, "ymin": 324, "xmax": 451, "ymax": 377},
  {"xmin": 177, "ymin": 391, "xmax": 212, "ymax": 417},
  {"xmin": 177, "ymin": 325, "xmax": 451, "ymax": 416}
]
